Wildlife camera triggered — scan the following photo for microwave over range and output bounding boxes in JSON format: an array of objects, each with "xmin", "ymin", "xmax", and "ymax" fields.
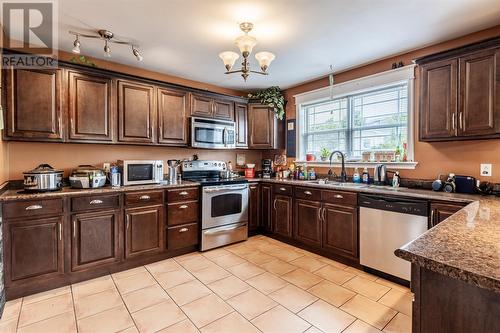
[
  {"xmin": 191, "ymin": 117, "xmax": 236, "ymax": 149},
  {"xmin": 118, "ymin": 160, "xmax": 164, "ymax": 186}
]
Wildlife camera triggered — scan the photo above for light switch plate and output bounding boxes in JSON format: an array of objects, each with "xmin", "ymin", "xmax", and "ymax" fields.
[{"xmin": 480, "ymin": 163, "xmax": 492, "ymax": 177}]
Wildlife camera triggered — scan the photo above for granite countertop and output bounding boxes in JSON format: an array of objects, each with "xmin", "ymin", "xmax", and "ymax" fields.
[{"xmin": 0, "ymin": 180, "xmax": 200, "ymax": 201}]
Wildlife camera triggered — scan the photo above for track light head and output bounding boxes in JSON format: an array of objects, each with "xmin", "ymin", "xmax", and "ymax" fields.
[
  {"xmin": 104, "ymin": 40, "xmax": 111, "ymax": 58},
  {"xmin": 132, "ymin": 46, "xmax": 143, "ymax": 62},
  {"xmin": 72, "ymin": 35, "xmax": 81, "ymax": 54}
]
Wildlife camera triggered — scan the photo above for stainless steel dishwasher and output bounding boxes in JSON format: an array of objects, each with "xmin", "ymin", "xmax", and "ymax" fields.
[{"xmin": 359, "ymin": 194, "xmax": 428, "ymax": 281}]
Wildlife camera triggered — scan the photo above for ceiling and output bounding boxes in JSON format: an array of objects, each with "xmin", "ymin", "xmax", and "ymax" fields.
[{"xmin": 51, "ymin": 0, "xmax": 500, "ymax": 90}]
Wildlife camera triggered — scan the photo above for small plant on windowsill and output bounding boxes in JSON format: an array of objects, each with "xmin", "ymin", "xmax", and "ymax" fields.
[
  {"xmin": 248, "ymin": 86, "xmax": 285, "ymax": 120},
  {"xmin": 320, "ymin": 148, "xmax": 331, "ymax": 161}
]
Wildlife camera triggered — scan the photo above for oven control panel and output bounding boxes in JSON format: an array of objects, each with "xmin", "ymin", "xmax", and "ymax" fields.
[{"xmin": 182, "ymin": 160, "xmax": 227, "ymax": 172}]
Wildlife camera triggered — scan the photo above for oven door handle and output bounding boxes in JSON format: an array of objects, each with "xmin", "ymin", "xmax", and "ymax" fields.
[
  {"xmin": 203, "ymin": 185, "xmax": 248, "ymax": 193},
  {"xmin": 204, "ymin": 223, "xmax": 246, "ymax": 235}
]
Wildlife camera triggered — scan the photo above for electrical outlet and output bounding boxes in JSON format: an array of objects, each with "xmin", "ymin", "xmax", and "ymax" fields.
[{"xmin": 480, "ymin": 164, "xmax": 492, "ymax": 177}]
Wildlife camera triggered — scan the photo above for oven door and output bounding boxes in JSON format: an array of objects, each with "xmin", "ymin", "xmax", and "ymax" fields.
[
  {"xmin": 202, "ymin": 184, "xmax": 249, "ymax": 229},
  {"xmin": 191, "ymin": 118, "xmax": 236, "ymax": 149}
]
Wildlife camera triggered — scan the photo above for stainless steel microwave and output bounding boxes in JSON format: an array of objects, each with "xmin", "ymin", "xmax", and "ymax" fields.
[
  {"xmin": 117, "ymin": 160, "xmax": 164, "ymax": 186},
  {"xmin": 191, "ymin": 117, "xmax": 236, "ymax": 149}
]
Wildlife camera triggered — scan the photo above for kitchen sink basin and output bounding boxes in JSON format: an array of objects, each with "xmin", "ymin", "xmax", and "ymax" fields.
[{"xmin": 308, "ymin": 180, "xmax": 369, "ymax": 188}]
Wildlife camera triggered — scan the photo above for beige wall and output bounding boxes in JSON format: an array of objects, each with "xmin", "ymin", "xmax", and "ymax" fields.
[
  {"xmin": 7, "ymin": 142, "xmax": 262, "ymax": 180},
  {"xmin": 284, "ymin": 25, "xmax": 500, "ymax": 182},
  {"xmin": 0, "ymin": 136, "xmax": 9, "ymax": 185}
]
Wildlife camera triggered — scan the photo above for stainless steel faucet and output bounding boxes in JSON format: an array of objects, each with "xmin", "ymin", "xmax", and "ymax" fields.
[{"xmin": 328, "ymin": 150, "xmax": 347, "ymax": 182}]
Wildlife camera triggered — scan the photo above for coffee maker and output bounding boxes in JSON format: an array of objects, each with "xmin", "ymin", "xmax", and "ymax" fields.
[{"xmin": 262, "ymin": 159, "xmax": 273, "ymax": 179}]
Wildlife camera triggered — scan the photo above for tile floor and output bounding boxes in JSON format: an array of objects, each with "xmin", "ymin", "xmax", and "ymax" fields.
[{"xmin": 0, "ymin": 236, "xmax": 412, "ymax": 333}]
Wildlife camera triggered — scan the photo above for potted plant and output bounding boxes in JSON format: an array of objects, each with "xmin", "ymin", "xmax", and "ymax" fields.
[
  {"xmin": 320, "ymin": 148, "xmax": 331, "ymax": 161},
  {"xmin": 248, "ymin": 86, "xmax": 285, "ymax": 120}
]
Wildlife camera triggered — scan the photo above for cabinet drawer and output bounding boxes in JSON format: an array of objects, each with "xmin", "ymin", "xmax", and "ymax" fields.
[
  {"xmin": 167, "ymin": 201, "xmax": 198, "ymax": 226},
  {"xmin": 125, "ymin": 191, "xmax": 163, "ymax": 207},
  {"xmin": 3, "ymin": 198, "xmax": 63, "ymax": 219},
  {"xmin": 273, "ymin": 184, "xmax": 293, "ymax": 196},
  {"xmin": 295, "ymin": 187, "xmax": 321, "ymax": 201},
  {"xmin": 166, "ymin": 187, "xmax": 199, "ymax": 202},
  {"xmin": 71, "ymin": 194, "xmax": 120, "ymax": 212},
  {"xmin": 322, "ymin": 190, "xmax": 357, "ymax": 206},
  {"xmin": 167, "ymin": 223, "xmax": 198, "ymax": 250}
]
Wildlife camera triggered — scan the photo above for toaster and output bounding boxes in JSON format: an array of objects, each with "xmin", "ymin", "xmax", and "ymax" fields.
[{"xmin": 455, "ymin": 175, "xmax": 476, "ymax": 194}]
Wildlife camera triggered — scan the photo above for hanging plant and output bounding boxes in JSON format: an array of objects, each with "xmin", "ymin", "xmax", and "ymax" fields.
[
  {"xmin": 248, "ymin": 86, "xmax": 285, "ymax": 120},
  {"xmin": 70, "ymin": 55, "xmax": 97, "ymax": 67}
]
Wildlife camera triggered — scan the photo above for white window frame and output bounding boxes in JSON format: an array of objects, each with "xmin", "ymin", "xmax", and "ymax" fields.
[{"xmin": 294, "ymin": 65, "xmax": 417, "ymax": 170}]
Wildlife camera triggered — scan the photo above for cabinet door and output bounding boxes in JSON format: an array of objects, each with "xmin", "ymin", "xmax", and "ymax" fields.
[
  {"xmin": 430, "ymin": 202, "xmax": 465, "ymax": 228},
  {"xmin": 294, "ymin": 199, "xmax": 321, "ymax": 247},
  {"xmin": 249, "ymin": 104, "xmax": 274, "ymax": 149},
  {"xmin": 71, "ymin": 211, "xmax": 121, "ymax": 271},
  {"xmin": 118, "ymin": 80, "xmax": 155, "ymax": 143},
  {"xmin": 261, "ymin": 185, "xmax": 272, "ymax": 232},
  {"xmin": 125, "ymin": 206, "xmax": 164, "ymax": 258},
  {"xmin": 68, "ymin": 70, "xmax": 114, "ymax": 142},
  {"xmin": 322, "ymin": 203, "xmax": 358, "ymax": 259},
  {"xmin": 213, "ymin": 98, "xmax": 234, "ymax": 120},
  {"xmin": 272, "ymin": 195, "xmax": 292, "ymax": 238},
  {"xmin": 157, "ymin": 87, "xmax": 189, "ymax": 146},
  {"xmin": 191, "ymin": 93, "xmax": 213, "ymax": 118},
  {"xmin": 235, "ymin": 103, "xmax": 248, "ymax": 147},
  {"xmin": 419, "ymin": 59, "xmax": 458, "ymax": 140},
  {"xmin": 4, "ymin": 68, "xmax": 63, "ymax": 141},
  {"xmin": 248, "ymin": 184, "xmax": 260, "ymax": 232},
  {"xmin": 458, "ymin": 48, "xmax": 500, "ymax": 136},
  {"xmin": 5, "ymin": 217, "xmax": 63, "ymax": 284}
]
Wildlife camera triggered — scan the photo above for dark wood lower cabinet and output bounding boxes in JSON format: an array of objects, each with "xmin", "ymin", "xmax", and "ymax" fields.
[
  {"xmin": 272, "ymin": 194, "xmax": 293, "ymax": 237},
  {"xmin": 322, "ymin": 203, "xmax": 358, "ymax": 260},
  {"xmin": 261, "ymin": 184, "xmax": 272, "ymax": 232},
  {"xmin": 5, "ymin": 217, "xmax": 64, "ymax": 284},
  {"xmin": 429, "ymin": 201, "xmax": 466, "ymax": 228},
  {"xmin": 248, "ymin": 184, "xmax": 260, "ymax": 233},
  {"xmin": 293, "ymin": 199, "xmax": 321, "ymax": 247},
  {"xmin": 125, "ymin": 206, "xmax": 164, "ymax": 258},
  {"xmin": 71, "ymin": 210, "xmax": 121, "ymax": 271},
  {"xmin": 167, "ymin": 223, "xmax": 198, "ymax": 251}
]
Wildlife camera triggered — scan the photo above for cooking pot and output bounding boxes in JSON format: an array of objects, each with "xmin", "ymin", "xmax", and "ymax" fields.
[
  {"xmin": 23, "ymin": 164, "xmax": 63, "ymax": 192},
  {"xmin": 69, "ymin": 165, "xmax": 107, "ymax": 189}
]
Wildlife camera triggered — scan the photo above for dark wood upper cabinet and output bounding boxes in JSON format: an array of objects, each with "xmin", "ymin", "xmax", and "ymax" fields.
[
  {"xmin": 157, "ymin": 87, "xmax": 189, "ymax": 146},
  {"xmin": 118, "ymin": 80, "xmax": 155, "ymax": 144},
  {"xmin": 3, "ymin": 68, "xmax": 63, "ymax": 141},
  {"xmin": 71, "ymin": 210, "xmax": 121, "ymax": 272},
  {"xmin": 272, "ymin": 194, "xmax": 292, "ymax": 238},
  {"xmin": 5, "ymin": 217, "xmax": 64, "ymax": 284},
  {"xmin": 125, "ymin": 206, "xmax": 164, "ymax": 259},
  {"xmin": 419, "ymin": 59, "xmax": 458, "ymax": 140},
  {"xmin": 190, "ymin": 93, "xmax": 213, "ymax": 118},
  {"xmin": 248, "ymin": 103, "xmax": 284, "ymax": 149},
  {"xmin": 261, "ymin": 184, "xmax": 272, "ymax": 232},
  {"xmin": 213, "ymin": 98, "xmax": 234, "ymax": 120},
  {"xmin": 429, "ymin": 201, "xmax": 466, "ymax": 228},
  {"xmin": 67, "ymin": 70, "xmax": 114, "ymax": 142},
  {"xmin": 458, "ymin": 48, "xmax": 500, "ymax": 137},
  {"xmin": 294, "ymin": 199, "xmax": 322, "ymax": 247},
  {"xmin": 418, "ymin": 39, "xmax": 500, "ymax": 141},
  {"xmin": 322, "ymin": 203, "xmax": 358, "ymax": 260},
  {"xmin": 235, "ymin": 103, "xmax": 248, "ymax": 147},
  {"xmin": 248, "ymin": 184, "xmax": 260, "ymax": 233}
]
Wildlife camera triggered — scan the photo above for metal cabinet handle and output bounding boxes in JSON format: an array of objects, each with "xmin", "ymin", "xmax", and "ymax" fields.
[
  {"xmin": 273, "ymin": 198, "xmax": 277, "ymax": 210},
  {"xmin": 317, "ymin": 207, "xmax": 322, "ymax": 221},
  {"xmin": 73, "ymin": 219, "xmax": 76, "ymax": 238},
  {"xmin": 179, "ymin": 191, "xmax": 188, "ymax": 196},
  {"xmin": 126, "ymin": 215, "xmax": 130, "ymax": 229},
  {"xmin": 25, "ymin": 205, "xmax": 42, "ymax": 210},
  {"xmin": 90, "ymin": 199, "xmax": 103, "ymax": 205},
  {"xmin": 179, "ymin": 205, "xmax": 188, "ymax": 209},
  {"xmin": 322, "ymin": 207, "xmax": 326, "ymax": 221},
  {"xmin": 179, "ymin": 227, "xmax": 189, "ymax": 233},
  {"xmin": 139, "ymin": 195, "xmax": 150, "ymax": 200},
  {"xmin": 459, "ymin": 112, "xmax": 463, "ymax": 130},
  {"xmin": 304, "ymin": 191, "xmax": 312, "ymax": 195},
  {"xmin": 58, "ymin": 223, "xmax": 62, "ymax": 241},
  {"xmin": 280, "ymin": 187, "xmax": 287, "ymax": 191},
  {"xmin": 334, "ymin": 194, "xmax": 344, "ymax": 199},
  {"xmin": 451, "ymin": 113, "xmax": 456, "ymax": 130},
  {"xmin": 430, "ymin": 209, "xmax": 435, "ymax": 227}
]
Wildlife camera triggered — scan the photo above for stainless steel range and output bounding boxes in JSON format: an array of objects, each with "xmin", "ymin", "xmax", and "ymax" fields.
[{"xmin": 181, "ymin": 160, "xmax": 249, "ymax": 251}]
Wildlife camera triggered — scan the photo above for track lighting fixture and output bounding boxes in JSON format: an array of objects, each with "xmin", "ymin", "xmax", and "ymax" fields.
[{"xmin": 68, "ymin": 29, "xmax": 143, "ymax": 61}]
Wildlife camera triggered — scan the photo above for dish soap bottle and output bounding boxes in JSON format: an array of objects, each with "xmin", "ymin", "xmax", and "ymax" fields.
[
  {"xmin": 352, "ymin": 168, "xmax": 361, "ymax": 183},
  {"xmin": 308, "ymin": 168, "xmax": 317, "ymax": 180},
  {"xmin": 362, "ymin": 167, "xmax": 369, "ymax": 184}
]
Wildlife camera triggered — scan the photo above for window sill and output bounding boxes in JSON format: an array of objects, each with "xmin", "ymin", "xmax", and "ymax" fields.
[{"xmin": 293, "ymin": 160, "xmax": 418, "ymax": 170}]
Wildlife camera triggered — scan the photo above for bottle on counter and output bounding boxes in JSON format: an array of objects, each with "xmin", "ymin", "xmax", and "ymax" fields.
[
  {"xmin": 353, "ymin": 167, "xmax": 361, "ymax": 183},
  {"xmin": 392, "ymin": 171, "xmax": 400, "ymax": 188},
  {"xmin": 308, "ymin": 168, "xmax": 317, "ymax": 180},
  {"xmin": 362, "ymin": 167, "xmax": 369, "ymax": 184}
]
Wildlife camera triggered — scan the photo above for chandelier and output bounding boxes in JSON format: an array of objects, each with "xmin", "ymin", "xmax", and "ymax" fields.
[
  {"xmin": 219, "ymin": 22, "xmax": 275, "ymax": 81},
  {"xmin": 69, "ymin": 30, "xmax": 143, "ymax": 61}
]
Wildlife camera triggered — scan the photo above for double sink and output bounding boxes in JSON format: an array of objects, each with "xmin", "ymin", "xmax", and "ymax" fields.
[{"xmin": 307, "ymin": 179, "xmax": 404, "ymax": 191}]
